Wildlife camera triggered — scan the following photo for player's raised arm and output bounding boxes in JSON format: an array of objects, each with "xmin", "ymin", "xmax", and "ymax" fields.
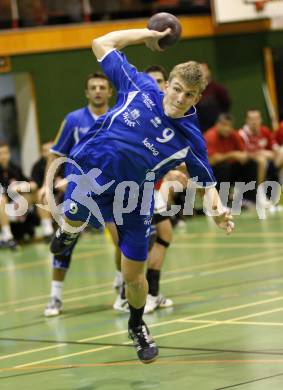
[{"xmin": 92, "ymin": 28, "xmax": 171, "ymax": 60}]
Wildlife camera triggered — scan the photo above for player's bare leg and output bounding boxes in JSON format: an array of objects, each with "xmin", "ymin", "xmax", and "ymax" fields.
[
  {"xmin": 145, "ymin": 218, "xmax": 173, "ymax": 312},
  {"xmin": 0, "ymin": 195, "xmax": 17, "ymax": 250},
  {"xmin": 122, "ymin": 254, "xmax": 158, "ymax": 363}
]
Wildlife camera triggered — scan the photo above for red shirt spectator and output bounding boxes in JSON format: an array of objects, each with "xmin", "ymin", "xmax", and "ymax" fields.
[
  {"xmin": 205, "ymin": 126, "xmax": 244, "ymax": 157},
  {"xmin": 275, "ymin": 121, "xmax": 283, "ymax": 145},
  {"xmin": 239, "ymin": 110, "xmax": 276, "ymax": 153},
  {"xmin": 239, "ymin": 125, "xmax": 275, "ymax": 152}
]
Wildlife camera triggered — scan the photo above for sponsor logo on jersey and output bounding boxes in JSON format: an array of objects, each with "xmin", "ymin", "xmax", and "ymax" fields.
[
  {"xmin": 69, "ymin": 202, "xmax": 78, "ymax": 215},
  {"xmin": 143, "ymin": 138, "xmax": 159, "ymax": 156},
  {"xmin": 143, "ymin": 216, "xmax": 152, "ymax": 226},
  {"xmin": 123, "ymin": 109, "xmax": 140, "ymax": 127},
  {"xmin": 142, "ymin": 93, "xmax": 156, "ymax": 111},
  {"xmin": 150, "ymin": 116, "xmax": 162, "ymax": 128}
]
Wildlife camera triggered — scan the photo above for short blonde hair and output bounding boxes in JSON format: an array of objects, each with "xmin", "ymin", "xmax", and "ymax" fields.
[{"xmin": 168, "ymin": 61, "xmax": 207, "ymax": 93}]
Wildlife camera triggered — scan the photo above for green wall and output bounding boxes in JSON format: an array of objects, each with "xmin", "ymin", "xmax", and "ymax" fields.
[{"xmin": 10, "ymin": 30, "xmax": 283, "ymax": 142}]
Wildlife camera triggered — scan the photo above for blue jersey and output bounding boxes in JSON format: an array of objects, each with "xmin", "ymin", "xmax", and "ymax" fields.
[
  {"xmin": 51, "ymin": 106, "xmax": 98, "ymax": 156},
  {"xmin": 70, "ymin": 49, "xmax": 215, "ymax": 188}
]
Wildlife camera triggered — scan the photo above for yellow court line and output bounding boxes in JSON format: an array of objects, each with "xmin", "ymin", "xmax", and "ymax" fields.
[
  {"xmin": 161, "ymin": 249, "xmax": 283, "ymax": 276},
  {"xmin": 175, "ymin": 232, "xmax": 283, "ymax": 239},
  {"xmin": 184, "ymin": 320, "xmax": 283, "ymax": 327},
  {"xmin": 2, "ymin": 243, "xmax": 282, "ymax": 309},
  {"xmin": 13, "ymin": 346, "xmax": 114, "ymax": 369},
  {"xmin": 0, "ymin": 280, "xmax": 113, "ymax": 308},
  {"xmin": 161, "ymin": 255, "xmax": 283, "ymax": 285},
  {"xmin": 3, "ymin": 248, "xmax": 279, "ymax": 308},
  {"xmin": 2, "ymin": 295, "xmax": 282, "ymax": 366},
  {"xmin": 227, "ymin": 307, "xmax": 283, "ymax": 322},
  {"xmin": 1, "ymin": 248, "xmax": 280, "ymax": 311},
  {"xmin": 200, "ymin": 256, "xmax": 283, "ymax": 276},
  {"xmin": 226, "ymin": 320, "xmax": 283, "ymax": 327},
  {"xmin": 4, "ymin": 359, "xmax": 283, "ymax": 372},
  {"xmin": 172, "ymin": 243, "xmax": 283, "ymax": 248},
  {"xmin": 13, "ymin": 290, "xmax": 113, "ymax": 313},
  {"xmin": 0, "ymin": 249, "xmax": 106, "ymax": 274},
  {"xmin": 140, "ymin": 306, "xmax": 283, "ymax": 340},
  {"xmin": 21, "ymin": 308, "xmax": 283, "ymax": 369},
  {"xmin": 180, "ymin": 296, "xmax": 283, "ymax": 321},
  {"xmin": 176, "ymin": 305, "xmax": 283, "ymax": 326},
  {"xmin": 0, "ymin": 330, "xmax": 128, "ymax": 362},
  {"xmin": 2, "ymin": 252, "xmax": 283, "ymax": 316}
]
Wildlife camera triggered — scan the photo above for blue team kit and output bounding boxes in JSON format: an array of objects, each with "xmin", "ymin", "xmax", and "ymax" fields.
[{"xmin": 55, "ymin": 49, "xmax": 216, "ymax": 260}]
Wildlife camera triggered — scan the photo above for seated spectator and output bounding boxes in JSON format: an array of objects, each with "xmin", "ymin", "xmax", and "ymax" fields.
[
  {"xmin": 0, "ymin": 142, "xmax": 37, "ymax": 249},
  {"xmin": 31, "ymin": 141, "xmax": 55, "ymax": 241},
  {"xmin": 274, "ymin": 119, "xmax": 283, "ymax": 182},
  {"xmin": 0, "ymin": 0, "xmax": 12, "ymax": 29},
  {"xmin": 275, "ymin": 119, "xmax": 283, "ymax": 145},
  {"xmin": 43, "ymin": 0, "xmax": 82, "ymax": 24},
  {"xmin": 239, "ymin": 109, "xmax": 281, "ymax": 206},
  {"xmin": 197, "ymin": 63, "xmax": 231, "ymax": 133},
  {"xmin": 239, "ymin": 109, "xmax": 278, "ymax": 184},
  {"xmin": 205, "ymin": 114, "xmax": 255, "ymax": 205},
  {"xmin": 18, "ymin": 0, "xmax": 47, "ymax": 27}
]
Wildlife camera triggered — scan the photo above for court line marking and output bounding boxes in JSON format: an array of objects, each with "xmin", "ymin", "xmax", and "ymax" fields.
[
  {"xmin": 3, "ymin": 360, "xmax": 283, "ymax": 374},
  {"xmin": 175, "ymin": 232, "xmax": 283, "ymax": 238},
  {"xmin": 0, "ymin": 250, "xmax": 283, "ymax": 315},
  {"xmin": 159, "ymin": 255, "xmax": 283, "ymax": 284},
  {"xmin": 2, "ymin": 295, "xmax": 282, "ymax": 366},
  {"xmin": 179, "ymin": 306, "xmax": 283, "ymax": 325},
  {"xmin": 0, "ymin": 281, "xmax": 113, "ymax": 308},
  {"xmin": 2, "ymin": 252, "xmax": 283, "ymax": 315},
  {"xmin": 180, "ymin": 296, "xmax": 283, "ymax": 321},
  {"xmin": 0, "ymin": 249, "xmax": 106, "ymax": 273},
  {"xmin": 171, "ymin": 243, "xmax": 283, "ymax": 248},
  {"xmin": 1, "ymin": 249, "xmax": 280, "ymax": 310},
  {"xmin": 3, "ymin": 242, "xmax": 280, "ymax": 308},
  {"xmin": 181, "ymin": 320, "xmax": 283, "ymax": 327},
  {"xmin": 14, "ymin": 308, "xmax": 283, "ymax": 369},
  {"xmin": 132, "ymin": 306, "xmax": 283, "ymax": 341}
]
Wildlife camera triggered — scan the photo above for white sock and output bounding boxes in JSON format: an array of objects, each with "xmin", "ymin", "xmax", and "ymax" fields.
[
  {"xmin": 116, "ymin": 270, "xmax": 123, "ymax": 285},
  {"xmin": 41, "ymin": 218, "xmax": 54, "ymax": 236},
  {"xmin": 2, "ymin": 225, "xmax": 13, "ymax": 241},
  {"xmin": 51, "ymin": 280, "xmax": 63, "ymax": 300}
]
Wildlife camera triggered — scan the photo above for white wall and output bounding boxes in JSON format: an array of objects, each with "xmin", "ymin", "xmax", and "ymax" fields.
[
  {"xmin": 13, "ymin": 73, "xmax": 40, "ymax": 177},
  {"xmin": 212, "ymin": 0, "xmax": 283, "ymax": 24}
]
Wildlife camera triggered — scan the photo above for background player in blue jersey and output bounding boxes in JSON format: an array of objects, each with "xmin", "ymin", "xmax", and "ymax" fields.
[
  {"xmin": 50, "ymin": 27, "xmax": 235, "ymax": 364},
  {"xmin": 42, "ymin": 72, "xmax": 113, "ymax": 316}
]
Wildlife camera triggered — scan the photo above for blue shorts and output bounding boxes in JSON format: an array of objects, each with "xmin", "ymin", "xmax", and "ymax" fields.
[{"xmin": 63, "ymin": 168, "xmax": 153, "ymax": 261}]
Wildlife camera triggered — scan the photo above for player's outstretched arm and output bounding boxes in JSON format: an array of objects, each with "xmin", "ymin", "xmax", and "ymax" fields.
[
  {"xmin": 92, "ymin": 28, "xmax": 171, "ymax": 60},
  {"xmin": 202, "ymin": 186, "xmax": 235, "ymax": 235}
]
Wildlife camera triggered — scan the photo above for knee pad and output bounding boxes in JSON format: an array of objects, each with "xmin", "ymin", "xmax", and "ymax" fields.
[{"xmin": 156, "ymin": 236, "xmax": 170, "ymax": 248}]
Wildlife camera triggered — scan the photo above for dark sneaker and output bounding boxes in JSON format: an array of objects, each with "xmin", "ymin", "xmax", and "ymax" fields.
[
  {"xmin": 128, "ymin": 321, "xmax": 158, "ymax": 364},
  {"xmin": 50, "ymin": 228, "xmax": 79, "ymax": 255},
  {"xmin": 0, "ymin": 238, "xmax": 18, "ymax": 251},
  {"xmin": 43, "ymin": 234, "xmax": 53, "ymax": 244}
]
